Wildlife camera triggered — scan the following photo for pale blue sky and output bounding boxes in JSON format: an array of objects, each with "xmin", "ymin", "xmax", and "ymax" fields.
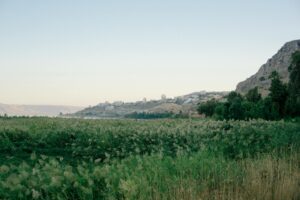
[{"xmin": 0, "ymin": 0, "xmax": 299, "ymax": 106}]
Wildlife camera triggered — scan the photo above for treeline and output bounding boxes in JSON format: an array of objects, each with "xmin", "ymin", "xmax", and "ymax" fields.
[
  {"xmin": 125, "ymin": 111, "xmax": 188, "ymax": 119},
  {"xmin": 125, "ymin": 112, "xmax": 174, "ymax": 119},
  {"xmin": 198, "ymin": 51, "xmax": 300, "ymax": 120}
]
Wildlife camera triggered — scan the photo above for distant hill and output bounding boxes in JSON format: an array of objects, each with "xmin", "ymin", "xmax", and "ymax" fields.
[
  {"xmin": 0, "ymin": 103, "xmax": 84, "ymax": 117},
  {"xmin": 236, "ymin": 40, "xmax": 300, "ymax": 96},
  {"xmin": 70, "ymin": 91, "xmax": 228, "ymax": 118}
]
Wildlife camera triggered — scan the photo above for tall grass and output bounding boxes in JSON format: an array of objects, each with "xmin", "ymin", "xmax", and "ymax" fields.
[
  {"xmin": 1, "ymin": 150, "xmax": 299, "ymax": 199},
  {"xmin": 0, "ymin": 117, "xmax": 299, "ymax": 199}
]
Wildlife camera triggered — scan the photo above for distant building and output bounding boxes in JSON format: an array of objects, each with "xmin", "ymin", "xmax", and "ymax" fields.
[
  {"xmin": 113, "ymin": 101, "xmax": 124, "ymax": 106},
  {"xmin": 105, "ymin": 105, "xmax": 114, "ymax": 111}
]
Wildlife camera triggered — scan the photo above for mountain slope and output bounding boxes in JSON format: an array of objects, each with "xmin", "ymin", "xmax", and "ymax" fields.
[
  {"xmin": 72, "ymin": 91, "xmax": 228, "ymax": 118},
  {"xmin": 236, "ymin": 40, "xmax": 300, "ymax": 96},
  {"xmin": 0, "ymin": 103, "xmax": 83, "ymax": 117}
]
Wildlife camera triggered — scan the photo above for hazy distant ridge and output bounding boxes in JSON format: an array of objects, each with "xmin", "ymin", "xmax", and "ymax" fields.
[{"xmin": 0, "ymin": 103, "xmax": 83, "ymax": 117}]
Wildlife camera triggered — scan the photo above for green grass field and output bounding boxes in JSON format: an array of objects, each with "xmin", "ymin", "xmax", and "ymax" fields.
[{"xmin": 0, "ymin": 117, "xmax": 299, "ymax": 199}]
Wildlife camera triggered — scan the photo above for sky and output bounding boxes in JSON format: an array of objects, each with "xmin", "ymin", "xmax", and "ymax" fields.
[{"xmin": 0, "ymin": 0, "xmax": 299, "ymax": 106}]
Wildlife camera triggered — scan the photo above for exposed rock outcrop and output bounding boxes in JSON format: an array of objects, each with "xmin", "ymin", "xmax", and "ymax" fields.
[{"xmin": 236, "ymin": 40, "xmax": 300, "ymax": 96}]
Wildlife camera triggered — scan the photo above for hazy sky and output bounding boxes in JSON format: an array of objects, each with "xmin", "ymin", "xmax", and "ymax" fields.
[{"xmin": 0, "ymin": 0, "xmax": 299, "ymax": 106}]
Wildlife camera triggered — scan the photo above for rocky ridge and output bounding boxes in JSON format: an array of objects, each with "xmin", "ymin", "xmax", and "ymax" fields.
[{"xmin": 236, "ymin": 40, "xmax": 300, "ymax": 96}]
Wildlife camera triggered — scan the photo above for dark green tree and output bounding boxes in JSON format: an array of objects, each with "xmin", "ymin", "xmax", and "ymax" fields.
[
  {"xmin": 222, "ymin": 92, "xmax": 244, "ymax": 120},
  {"xmin": 261, "ymin": 97, "xmax": 280, "ymax": 120},
  {"xmin": 197, "ymin": 99, "xmax": 218, "ymax": 117},
  {"xmin": 228, "ymin": 97, "xmax": 245, "ymax": 120},
  {"xmin": 286, "ymin": 51, "xmax": 300, "ymax": 116},
  {"xmin": 227, "ymin": 91, "xmax": 243, "ymax": 102},
  {"xmin": 269, "ymin": 71, "xmax": 288, "ymax": 117},
  {"xmin": 214, "ymin": 103, "xmax": 228, "ymax": 120},
  {"xmin": 245, "ymin": 87, "xmax": 261, "ymax": 103}
]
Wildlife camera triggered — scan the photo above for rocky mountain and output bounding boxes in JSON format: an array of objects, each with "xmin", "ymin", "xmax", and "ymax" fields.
[
  {"xmin": 0, "ymin": 103, "xmax": 83, "ymax": 117},
  {"xmin": 70, "ymin": 91, "xmax": 228, "ymax": 118},
  {"xmin": 236, "ymin": 40, "xmax": 300, "ymax": 96}
]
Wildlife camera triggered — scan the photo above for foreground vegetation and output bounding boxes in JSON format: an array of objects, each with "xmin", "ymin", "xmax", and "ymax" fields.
[{"xmin": 0, "ymin": 117, "xmax": 299, "ymax": 199}]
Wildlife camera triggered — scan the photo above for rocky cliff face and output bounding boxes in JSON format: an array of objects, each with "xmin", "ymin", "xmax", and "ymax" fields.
[{"xmin": 236, "ymin": 40, "xmax": 300, "ymax": 96}]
